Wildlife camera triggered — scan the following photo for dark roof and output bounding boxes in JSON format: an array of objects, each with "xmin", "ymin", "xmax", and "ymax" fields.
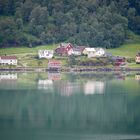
[
  {"xmin": 73, "ymin": 46, "xmax": 85, "ymax": 52},
  {"xmin": 0, "ymin": 56, "xmax": 17, "ymax": 60}
]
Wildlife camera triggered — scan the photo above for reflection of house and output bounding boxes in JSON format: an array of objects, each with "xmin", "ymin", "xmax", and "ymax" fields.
[
  {"xmin": 0, "ymin": 73, "xmax": 17, "ymax": 80},
  {"xmin": 83, "ymin": 48, "xmax": 106, "ymax": 58},
  {"xmin": 55, "ymin": 43, "xmax": 73, "ymax": 56},
  {"xmin": 0, "ymin": 56, "xmax": 17, "ymax": 65},
  {"xmin": 38, "ymin": 79, "xmax": 53, "ymax": 90},
  {"xmin": 38, "ymin": 50, "xmax": 53, "ymax": 59},
  {"xmin": 0, "ymin": 73, "xmax": 17, "ymax": 89},
  {"xmin": 48, "ymin": 72, "xmax": 61, "ymax": 81},
  {"xmin": 136, "ymin": 52, "xmax": 140, "ymax": 64},
  {"xmin": 135, "ymin": 74, "xmax": 140, "ymax": 81},
  {"xmin": 48, "ymin": 60, "xmax": 61, "ymax": 70},
  {"xmin": 84, "ymin": 81, "xmax": 105, "ymax": 95}
]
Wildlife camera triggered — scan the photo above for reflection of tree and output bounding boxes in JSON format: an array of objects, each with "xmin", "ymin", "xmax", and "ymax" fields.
[{"xmin": 0, "ymin": 90, "xmax": 140, "ymax": 133}]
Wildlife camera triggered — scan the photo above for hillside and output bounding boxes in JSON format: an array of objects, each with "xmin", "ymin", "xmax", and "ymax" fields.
[
  {"xmin": 0, "ymin": 0, "xmax": 140, "ymax": 48},
  {"xmin": 108, "ymin": 44, "xmax": 140, "ymax": 58}
]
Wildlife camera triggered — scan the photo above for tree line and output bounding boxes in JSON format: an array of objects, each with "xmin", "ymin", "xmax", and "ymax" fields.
[{"xmin": 0, "ymin": 0, "xmax": 140, "ymax": 48}]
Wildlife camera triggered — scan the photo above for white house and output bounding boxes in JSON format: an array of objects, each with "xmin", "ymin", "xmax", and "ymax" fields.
[
  {"xmin": 0, "ymin": 56, "xmax": 17, "ymax": 65},
  {"xmin": 38, "ymin": 50, "xmax": 54, "ymax": 59},
  {"xmin": 94, "ymin": 48, "xmax": 106, "ymax": 57},
  {"xmin": 83, "ymin": 48, "xmax": 106, "ymax": 58}
]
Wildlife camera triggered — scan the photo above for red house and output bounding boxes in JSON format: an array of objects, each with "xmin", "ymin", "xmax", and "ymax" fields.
[
  {"xmin": 55, "ymin": 43, "xmax": 73, "ymax": 56},
  {"xmin": 112, "ymin": 56, "xmax": 126, "ymax": 66},
  {"xmin": 136, "ymin": 52, "xmax": 140, "ymax": 64},
  {"xmin": 48, "ymin": 60, "xmax": 61, "ymax": 70}
]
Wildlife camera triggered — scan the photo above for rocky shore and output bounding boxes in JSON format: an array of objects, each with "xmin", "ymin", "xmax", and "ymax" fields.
[{"xmin": 0, "ymin": 67, "xmax": 140, "ymax": 72}]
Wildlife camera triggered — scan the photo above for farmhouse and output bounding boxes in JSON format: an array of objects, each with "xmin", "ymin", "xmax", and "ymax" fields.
[
  {"xmin": 55, "ymin": 43, "xmax": 73, "ymax": 56},
  {"xmin": 0, "ymin": 56, "xmax": 17, "ymax": 65},
  {"xmin": 83, "ymin": 48, "xmax": 106, "ymax": 58},
  {"xmin": 112, "ymin": 56, "xmax": 126, "ymax": 66},
  {"xmin": 94, "ymin": 48, "xmax": 106, "ymax": 57},
  {"xmin": 72, "ymin": 46, "xmax": 85, "ymax": 56},
  {"xmin": 48, "ymin": 60, "xmax": 61, "ymax": 70},
  {"xmin": 136, "ymin": 52, "xmax": 140, "ymax": 64},
  {"xmin": 38, "ymin": 50, "xmax": 54, "ymax": 59}
]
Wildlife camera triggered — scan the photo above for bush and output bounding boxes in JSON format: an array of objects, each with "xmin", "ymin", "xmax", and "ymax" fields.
[{"xmin": 126, "ymin": 57, "xmax": 135, "ymax": 63}]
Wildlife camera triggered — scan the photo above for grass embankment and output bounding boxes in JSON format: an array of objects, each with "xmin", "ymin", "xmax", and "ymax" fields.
[
  {"xmin": 108, "ymin": 43, "xmax": 140, "ymax": 68},
  {"xmin": 0, "ymin": 42, "xmax": 140, "ymax": 68},
  {"xmin": 0, "ymin": 44, "xmax": 58, "ymax": 67},
  {"xmin": 108, "ymin": 44, "xmax": 140, "ymax": 58}
]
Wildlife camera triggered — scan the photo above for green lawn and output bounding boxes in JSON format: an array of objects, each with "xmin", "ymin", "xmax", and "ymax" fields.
[
  {"xmin": 107, "ymin": 44, "xmax": 140, "ymax": 58},
  {"xmin": 0, "ymin": 44, "xmax": 57, "ymax": 55},
  {"xmin": 0, "ymin": 43, "xmax": 140, "ymax": 68}
]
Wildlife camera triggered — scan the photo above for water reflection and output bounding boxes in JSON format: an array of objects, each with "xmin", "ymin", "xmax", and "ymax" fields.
[
  {"xmin": 0, "ymin": 72, "xmax": 140, "ymax": 139},
  {"xmin": 84, "ymin": 81, "xmax": 105, "ymax": 95},
  {"xmin": 0, "ymin": 73, "xmax": 17, "ymax": 89},
  {"xmin": 135, "ymin": 74, "xmax": 140, "ymax": 81}
]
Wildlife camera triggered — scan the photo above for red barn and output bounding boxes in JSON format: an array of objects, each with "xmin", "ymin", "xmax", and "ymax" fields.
[
  {"xmin": 55, "ymin": 43, "xmax": 73, "ymax": 56},
  {"xmin": 112, "ymin": 56, "xmax": 126, "ymax": 66},
  {"xmin": 48, "ymin": 60, "xmax": 61, "ymax": 70}
]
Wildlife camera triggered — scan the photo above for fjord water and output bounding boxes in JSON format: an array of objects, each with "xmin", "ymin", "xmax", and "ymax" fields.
[{"xmin": 0, "ymin": 72, "xmax": 140, "ymax": 140}]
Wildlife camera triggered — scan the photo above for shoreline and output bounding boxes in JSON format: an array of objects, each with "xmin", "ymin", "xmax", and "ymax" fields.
[{"xmin": 0, "ymin": 67, "xmax": 140, "ymax": 72}]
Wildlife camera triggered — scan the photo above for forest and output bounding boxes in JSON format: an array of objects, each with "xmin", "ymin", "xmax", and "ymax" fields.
[{"xmin": 0, "ymin": 0, "xmax": 140, "ymax": 48}]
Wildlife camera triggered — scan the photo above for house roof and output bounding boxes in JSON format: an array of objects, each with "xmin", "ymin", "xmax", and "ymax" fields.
[
  {"xmin": 60, "ymin": 43, "xmax": 72, "ymax": 48},
  {"xmin": 0, "ymin": 56, "xmax": 17, "ymax": 60},
  {"xmin": 84, "ymin": 48, "xmax": 96, "ymax": 52},
  {"xmin": 73, "ymin": 46, "xmax": 85, "ymax": 52},
  {"xmin": 48, "ymin": 60, "xmax": 61, "ymax": 65},
  {"xmin": 95, "ymin": 48, "xmax": 105, "ymax": 51}
]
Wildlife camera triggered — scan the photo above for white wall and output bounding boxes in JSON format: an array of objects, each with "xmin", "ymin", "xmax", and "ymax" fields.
[{"xmin": 0, "ymin": 59, "xmax": 17, "ymax": 65}]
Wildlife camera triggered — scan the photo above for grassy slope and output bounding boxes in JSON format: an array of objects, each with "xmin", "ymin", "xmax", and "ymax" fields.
[
  {"xmin": 108, "ymin": 44, "xmax": 140, "ymax": 58},
  {"xmin": 0, "ymin": 32, "xmax": 140, "ymax": 67},
  {"xmin": 108, "ymin": 31, "xmax": 140, "ymax": 58},
  {"xmin": 0, "ymin": 44, "xmax": 58, "ymax": 67},
  {"xmin": 0, "ymin": 44, "xmax": 57, "ymax": 55}
]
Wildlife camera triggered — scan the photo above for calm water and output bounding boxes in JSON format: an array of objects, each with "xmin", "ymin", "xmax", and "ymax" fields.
[{"xmin": 0, "ymin": 72, "xmax": 140, "ymax": 140}]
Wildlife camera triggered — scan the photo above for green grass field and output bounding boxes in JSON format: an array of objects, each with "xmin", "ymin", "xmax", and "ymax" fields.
[
  {"xmin": 0, "ymin": 42, "xmax": 140, "ymax": 68},
  {"xmin": 107, "ymin": 44, "xmax": 140, "ymax": 58},
  {"xmin": 0, "ymin": 44, "xmax": 57, "ymax": 55}
]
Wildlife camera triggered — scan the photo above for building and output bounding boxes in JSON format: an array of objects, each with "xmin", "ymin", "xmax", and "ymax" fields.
[
  {"xmin": 112, "ymin": 56, "xmax": 126, "ymax": 66},
  {"xmin": 55, "ymin": 43, "xmax": 73, "ymax": 56},
  {"xmin": 83, "ymin": 48, "xmax": 106, "ymax": 58},
  {"xmin": 94, "ymin": 48, "xmax": 106, "ymax": 57},
  {"xmin": 38, "ymin": 50, "xmax": 54, "ymax": 59},
  {"xmin": 136, "ymin": 52, "xmax": 140, "ymax": 64},
  {"xmin": 72, "ymin": 46, "xmax": 85, "ymax": 56},
  {"xmin": 48, "ymin": 60, "xmax": 61, "ymax": 70},
  {"xmin": 0, "ymin": 56, "xmax": 17, "ymax": 65},
  {"xmin": 83, "ymin": 48, "xmax": 96, "ymax": 56}
]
